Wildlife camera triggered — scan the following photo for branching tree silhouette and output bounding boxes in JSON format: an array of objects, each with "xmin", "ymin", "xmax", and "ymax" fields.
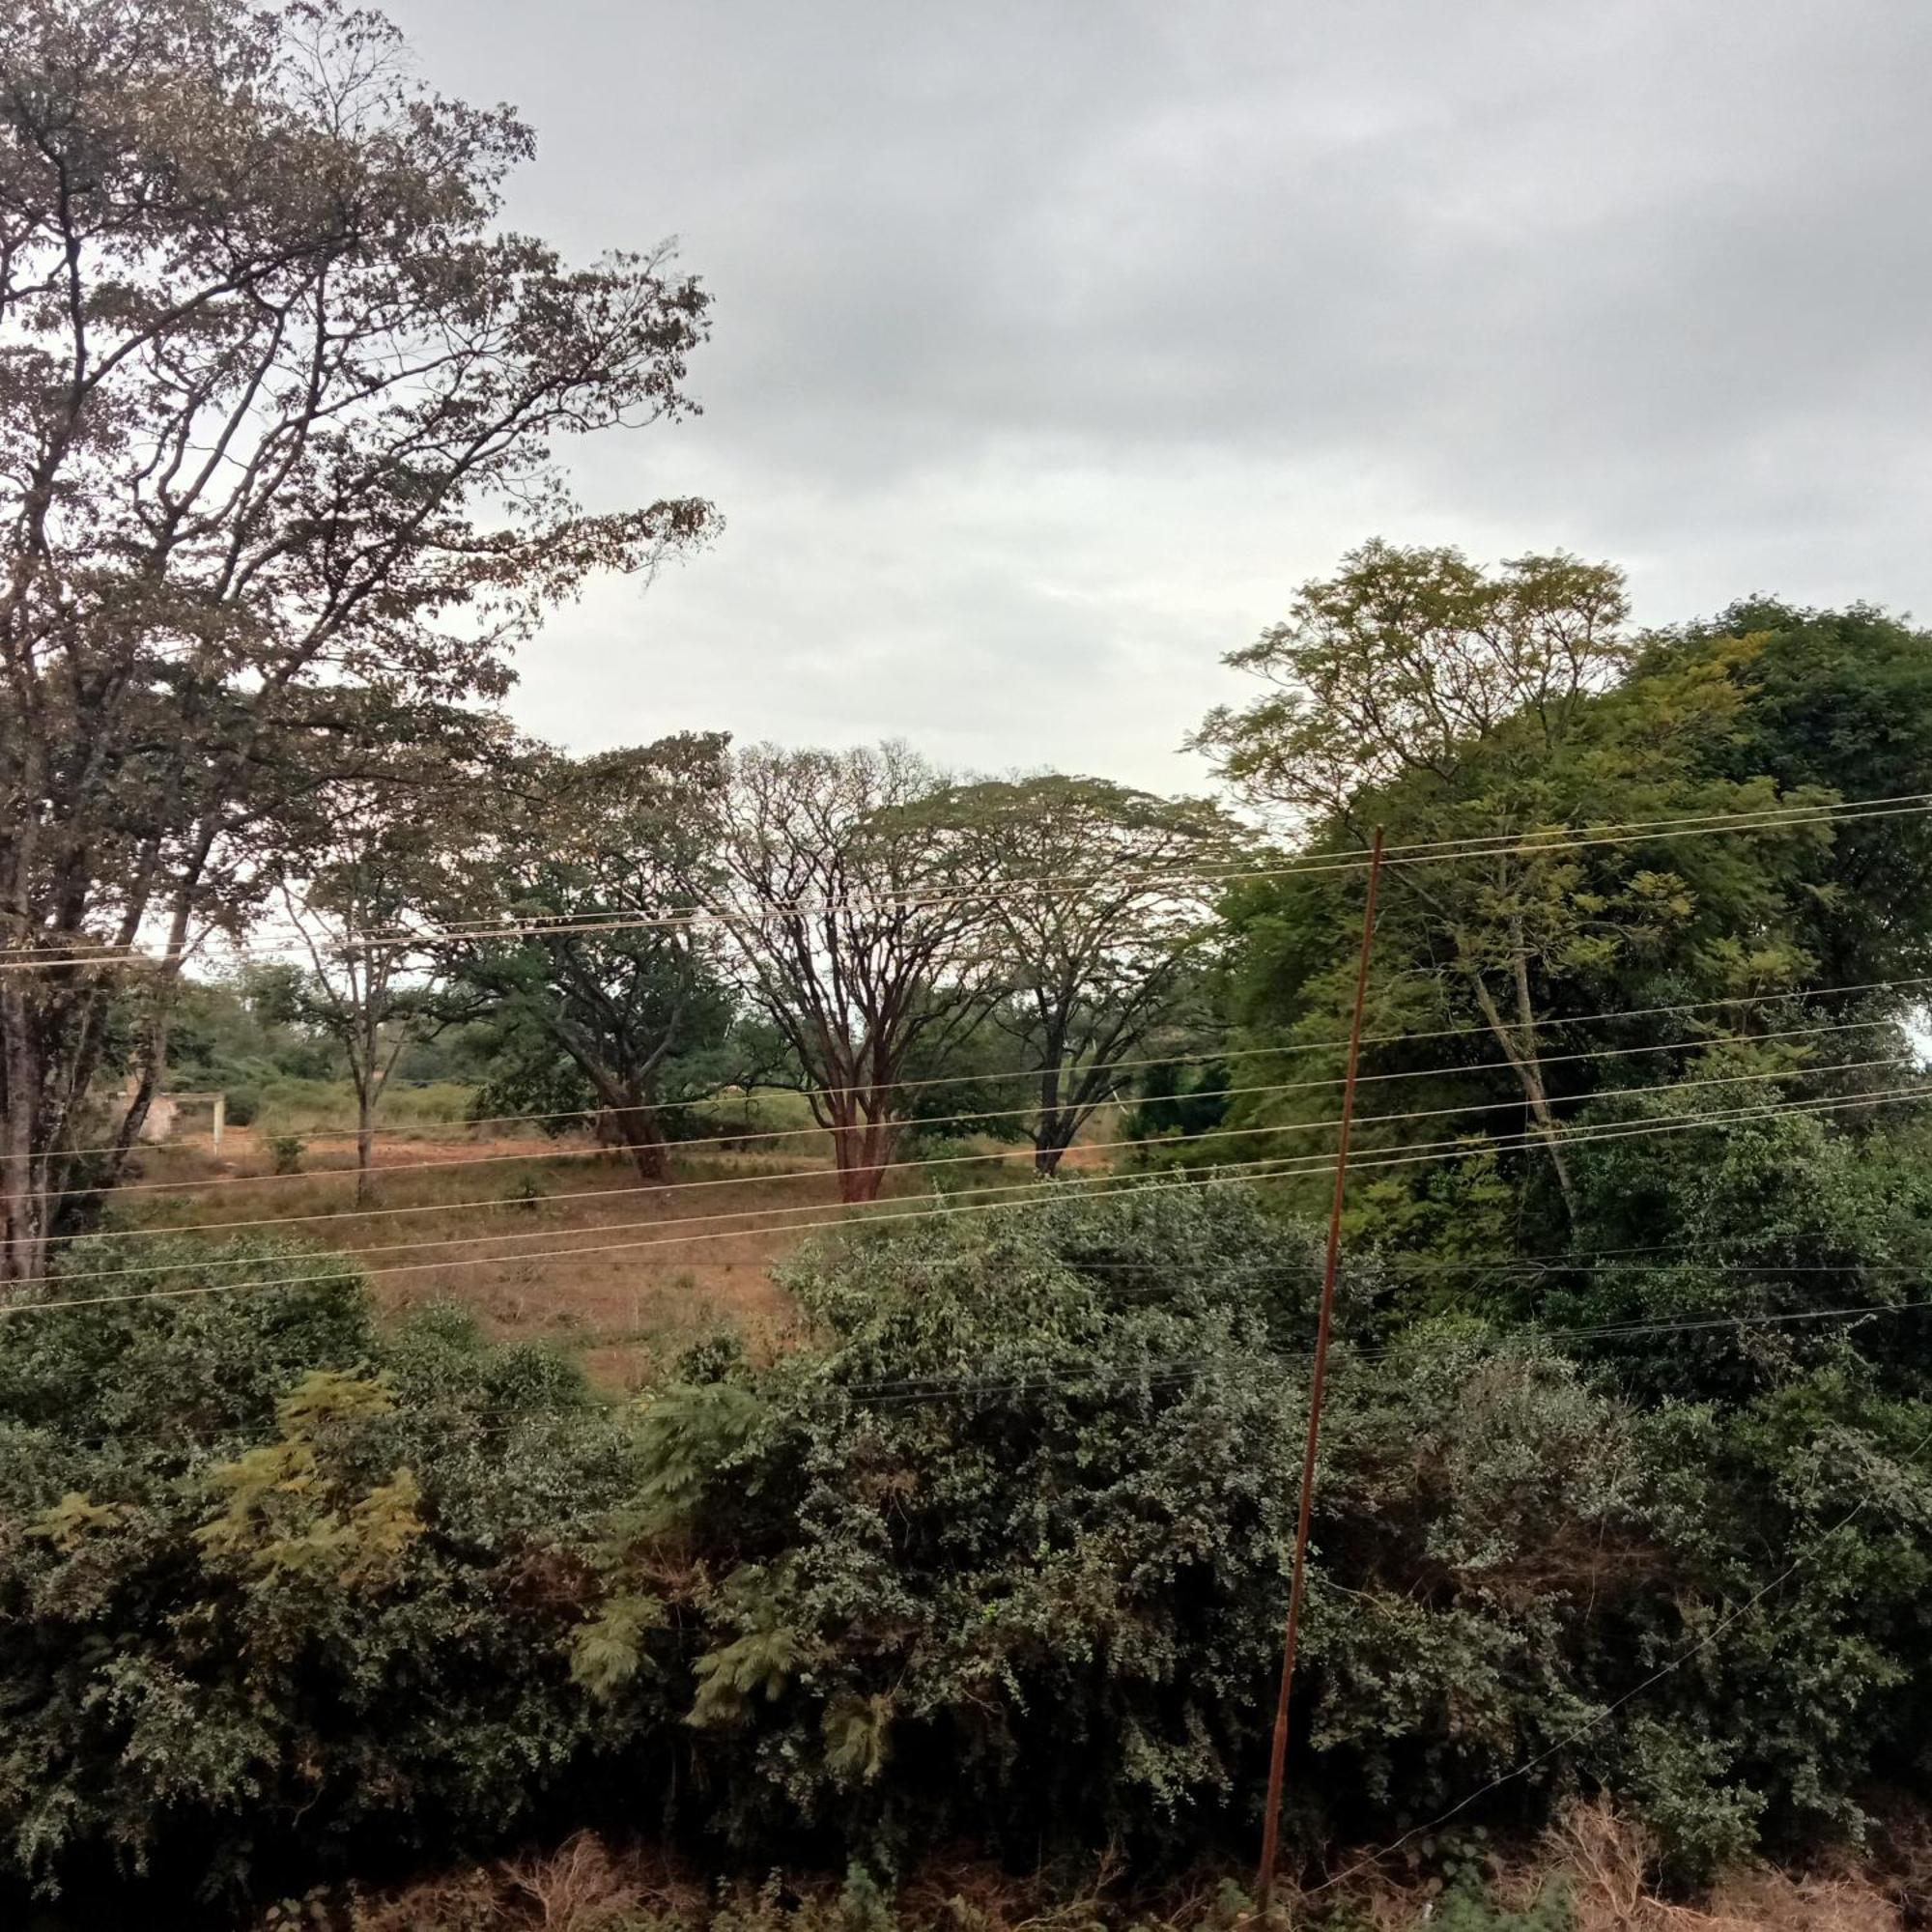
[{"xmin": 0, "ymin": 0, "xmax": 712, "ymax": 1281}]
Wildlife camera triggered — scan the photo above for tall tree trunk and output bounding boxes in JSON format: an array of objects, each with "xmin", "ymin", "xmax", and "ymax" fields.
[
  {"xmin": 100, "ymin": 878, "xmax": 203, "ymax": 1197},
  {"xmin": 1035, "ymin": 1061, "xmax": 1068, "ymax": 1177},
  {"xmin": 830, "ymin": 1106, "xmax": 894, "ymax": 1203},
  {"xmin": 355, "ymin": 1088, "xmax": 377, "ymax": 1208},
  {"xmin": 611, "ymin": 1100, "xmax": 669, "ymax": 1184}
]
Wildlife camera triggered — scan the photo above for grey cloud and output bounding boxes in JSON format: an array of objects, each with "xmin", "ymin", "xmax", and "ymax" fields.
[{"xmin": 387, "ymin": 0, "xmax": 1932, "ymax": 781}]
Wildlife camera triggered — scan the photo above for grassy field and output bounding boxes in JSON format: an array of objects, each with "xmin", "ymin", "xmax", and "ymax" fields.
[
  {"xmin": 107, "ymin": 1094, "xmax": 1076, "ymax": 1390},
  {"xmin": 240, "ymin": 1078, "xmax": 828, "ymax": 1142}
]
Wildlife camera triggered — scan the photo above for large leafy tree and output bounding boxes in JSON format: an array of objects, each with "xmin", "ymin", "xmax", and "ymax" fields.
[
  {"xmin": 1200, "ymin": 543, "xmax": 1836, "ymax": 1225},
  {"xmin": 1644, "ymin": 599, "xmax": 1932, "ymax": 987},
  {"xmin": 717, "ymin": 743, "xmax": 1004, "ymax": 1203},
  {"xmin": 943, "ymin": 775, "xmax": 1243, "ymax": 1174},
  {"xmin": 0, "ymin": 0, "xmax": 712, "ymax": 1282},
  {"xmin": 440, "ymin": 736, "xmax": 742, "ymax": 1184}
]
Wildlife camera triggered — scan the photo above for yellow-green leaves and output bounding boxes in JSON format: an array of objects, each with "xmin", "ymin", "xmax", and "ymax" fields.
[
  {"xmin": 195, "ymin": 1370, "xmax": 423, "ymax": 1591},
  {"xmin": 570, "ymin": 1592, "xmax": 668, "ymax": 1697},
  {"xmin": 822, "ymin": 1690, "xmax": 895, "ymax": 1784},
  {"xmin": 29, "ymin": 1492, "xmax": 128, "ymax": 1553}
]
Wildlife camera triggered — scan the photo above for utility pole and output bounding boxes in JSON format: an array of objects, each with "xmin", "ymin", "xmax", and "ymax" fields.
[{"xmin": 1253, "ymin": 825, "xmax": 1385, "ymax": 1918}]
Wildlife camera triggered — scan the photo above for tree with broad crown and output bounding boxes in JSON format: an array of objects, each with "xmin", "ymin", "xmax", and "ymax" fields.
[
  {"xmin": 437, "ymin": 734, "xmax": 746, "ymax": 1185},
  {"xmin": 0, "ymin": 0, "xmax": 714, "ymax": 1283},
  {"xmin": 938, "ymin": 774, "xmax": 1246, "ymax": 1175},
  {"xmin": 716, "ymin": 743, "xmax": 1006, "ymax": 1204},
  {"xmin": 1198, "ymin": 542, "xmax": 1833, "ymax": 1223}
]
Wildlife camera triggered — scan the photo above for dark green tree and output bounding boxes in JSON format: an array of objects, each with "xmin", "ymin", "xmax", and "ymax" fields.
[
  {"xmin": 441, "ymin": 737, "xmax": 744, "ymax": 1183},
  {"xmin": 1200, "ymin": 543, "xmax": 1847, "ymax": 1232}
]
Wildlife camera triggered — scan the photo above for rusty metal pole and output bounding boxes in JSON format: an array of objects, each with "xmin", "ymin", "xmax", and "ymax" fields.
[{"xmin": 1254, "ymin": 825, "xmax": 1385, "ymax": 1918}]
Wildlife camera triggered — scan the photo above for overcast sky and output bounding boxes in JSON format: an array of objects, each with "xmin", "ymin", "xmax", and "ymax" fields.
[{"xmin": 386, "ymin": 0, "xmax": 1932, "ymax": 792}]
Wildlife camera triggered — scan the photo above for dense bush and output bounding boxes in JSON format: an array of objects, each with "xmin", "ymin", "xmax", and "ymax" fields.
[
  {"xmin": 0, "ymin": 1240, "xmax": 640, "ymax": 1903},
  {"xmin": 9, "ymin": 1196, "xmax": 1932, "ymax": 1915}
]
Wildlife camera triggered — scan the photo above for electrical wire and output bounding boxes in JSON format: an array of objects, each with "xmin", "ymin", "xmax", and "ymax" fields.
[
  {"xmin": 5, "ymin": 789, "xmax": 1927, "ymax": 974},
  {"xmin": 9, "ymin": 1078, "xmax": 1931, "ymax": 1320},
  {"xmin": 1298, "ymin": 1412, "xmax": 1932, "ymax": 1901},
  {"xmin": 25, "ymin": 1052, "xmax": 1912, "ymax": 1291},
  {"xmin": 21, "ymin": 970, "xmax": 1929, "ymax": 1208},
  {"xmin": 45, "ymin": 1002, "xmax": 1905, "ymax": 1174},
  {"xmin": 62, "ymin": 1011, "xmax": 1913, "ymax": 1244}
]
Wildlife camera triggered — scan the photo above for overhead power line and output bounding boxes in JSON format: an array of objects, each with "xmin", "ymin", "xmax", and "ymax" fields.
[
  {"xmin": 3, "ymin": 790, "xmax": 1927, "ymax": 975},
  {"xmin": 24, "ymin": 969, "xmax": 1928, "ymax": 1208},
  {"xmin": 45, "ymin": 1000, "xmax": 1906, "ymax": 1170},
  {"xmin": 9, "ymin": 1077, "xmax": 1929, "ymax": 1319},
  {"xmin": 34, "ymin": 1043, "xmax": 1917, "ymax": 1283},
  {"xmin": 59, "ymin": 1009, "xmax": 1912, "ymax": 1239}
]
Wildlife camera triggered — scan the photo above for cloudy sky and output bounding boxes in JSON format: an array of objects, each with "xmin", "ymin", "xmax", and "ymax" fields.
[{"xmin": 388, "ymin": 0, "xmax": 1932, "ymax": 792}]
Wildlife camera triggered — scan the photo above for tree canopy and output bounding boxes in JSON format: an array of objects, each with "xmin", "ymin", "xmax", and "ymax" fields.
[{"xmin": 0, "ymin": 0, "xmax": 713, "ymax": 1280}]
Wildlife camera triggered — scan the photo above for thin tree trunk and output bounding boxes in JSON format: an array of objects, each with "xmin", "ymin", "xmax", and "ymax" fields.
[
  {"xmin": 0, "ymin": 994, "xmax": 47, "ymax": 1289},
  {"xmin": 355, "ymin": 1086, "xmax": 376, "ymax": 1208},
  {"xmin": 1035, "ymin": 1060, "xmax": 1068, "ymax": 1177},
  {"xmin": 100, "ymin": 872, "xmax": 203, "ymax": 1196},
  {"xmin": 1465, "ymin": 968, "xmax": 1578, "ymax": 1221}
]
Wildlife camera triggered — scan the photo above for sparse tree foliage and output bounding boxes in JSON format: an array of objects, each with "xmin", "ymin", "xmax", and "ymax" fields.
[
  {"xmin": 271, "ymin": 753, "xmax": 488, "ymax": 1200},
  {"xmin": 0, "ymin": 0, "xmax": 713, "ymax": 1282},
  {"xmin": 1196, "ymin": 538, "xmax": 1634, "ymax": 827}
]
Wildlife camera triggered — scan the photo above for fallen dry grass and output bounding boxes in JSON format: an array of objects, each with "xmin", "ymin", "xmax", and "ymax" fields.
[{"xmin": 1280, "ymin": 1798, "xmax": 1909, "ymax": 1931}]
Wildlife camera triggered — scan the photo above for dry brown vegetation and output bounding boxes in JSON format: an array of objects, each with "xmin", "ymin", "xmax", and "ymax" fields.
[
  {"xmin": 1277, "ymin": 1801, "xmax": 1918, "ymax": 1931},
  {"xmin": 317, "ymin": 1800, "xmax": 1931, "ymax": 1932},
  {"xmin": 109, "ymin": 1124, "xmax": 1050, "ymax": 1387}
]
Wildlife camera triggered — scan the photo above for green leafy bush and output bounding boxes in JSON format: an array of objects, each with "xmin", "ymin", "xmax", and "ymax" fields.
[
  {"xmin": 0, "ymin": 1242, "xmax": 642, "ymax": 1903},
  {"xmin": 11, "ymin": 1197, "xmax": 1932, "ymax": 1911},
  {"xmin": 578, "ymin": 1187, "xmax": 1932, "ymax": 1882}
]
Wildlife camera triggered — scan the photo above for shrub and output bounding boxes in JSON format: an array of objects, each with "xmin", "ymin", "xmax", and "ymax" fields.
[
  {"xmin": 0, "ymin": 1247, "xmax": 641, "ymax": 1904},
  {"xmin": 578, "ymin": 1187, "xmax": 1932, "ymax": 1883},
  {"xmin": 11, "ymin": 1198, "xmax": 1932, "ymax": 1908}
]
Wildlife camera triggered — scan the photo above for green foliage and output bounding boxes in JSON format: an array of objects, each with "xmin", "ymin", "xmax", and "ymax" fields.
[
  {"xmin": 1646, "ymin": 600, "xmax": 1932, "ymax": 984},
  {"xmin": 193, "ymin": 1370, "xmax": 426, "ymax": 1590},
  {"xmin": 442, "ymin": 736, "xmax": 749, "ymax": 1172},
  {"xmin": 11, "ymin": 1197, "xmax": 1932, "ymax": 1907},
  {"xmin": 1200, "ymin": 554, "xmax": 1932, "ymax": 1264},
  {"xmin": 1122, "ymin": 1058, "xmax": 1235, "ymax": 1149},
  {"xmin": 0, "ymin": 1244, "xmax": 642, "ymax": 1903},
  {"xmin": 572, "ymin": 1193, "xmax": 1932, "ymax": 1887},
  {"xmin": 168, "ymin": 969, "xmax": 344, "ymax": 1099}
]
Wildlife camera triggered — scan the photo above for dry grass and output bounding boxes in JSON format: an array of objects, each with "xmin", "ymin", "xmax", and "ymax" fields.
[
  {"xmin": 348, "ymin": 1834, "xmax": 705, "ymax": 1931},
  {"xmin": 1544, "ymin": 1799, "xmax": 1901, "ymax": 1931},
  {"xmin": 104, "ymin": 1126, "xmax": 1050, "ymax": 1390},
  {"xmin": 329, "ymin": 1809, "xmax": 1923, "ymax": 1932},
  {"xmin": 1276, "ymin": 1799, "xmax": 1910, "ymax": 1931},
  {"xmin": 111, "ymin": 1131, "xmax": 838, "ymax": 1382}
]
